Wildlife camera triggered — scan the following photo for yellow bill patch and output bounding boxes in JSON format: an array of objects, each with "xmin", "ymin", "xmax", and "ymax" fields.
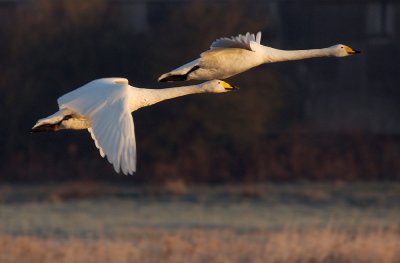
[
  {"xmin": 221, "ymin": 81, "xmax": 233, "ymax": 89},
  {"xmin": 344, "ymin": 46, "xmax": 355, "ymax": 54}
]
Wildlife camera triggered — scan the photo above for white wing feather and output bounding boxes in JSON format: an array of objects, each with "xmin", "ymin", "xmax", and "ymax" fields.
[
  {"xmin": 57, "ymin": 78, "xmax": 136, "ymax": 175},
  {"xmin": 88, "ymin": 127, "xmax": 105, "ymax": 157},
  {"xmin": 210, "ymin": 31, "xmax": 262, "ymax": 51},
  {"xmin": 88, "ymin": 103, "xmax": 136, "ymax": 175}
]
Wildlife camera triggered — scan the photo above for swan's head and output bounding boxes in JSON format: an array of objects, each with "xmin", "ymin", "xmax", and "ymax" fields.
[
  {"xmin": 201, "ymin": 80, "xmax": 238, "ymax": 93},
  {"xmin": 331, "ymin": 44, "xmax": 360, "ymax": 57}
]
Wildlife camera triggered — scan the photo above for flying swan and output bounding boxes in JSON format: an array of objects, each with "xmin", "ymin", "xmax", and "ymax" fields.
[
  {"xmin": 31, "ymin": 78, "xmax": 236, "ymax": 175},
  {"xmin": 158, "ymin": 31, "xmax": 360, "ymax": 82}
]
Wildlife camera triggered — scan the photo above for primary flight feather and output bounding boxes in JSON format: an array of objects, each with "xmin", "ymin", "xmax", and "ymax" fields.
[
  {"xmin": 158, "ymin": 31, "xmax": 360, "ymax": 82},
  {"xmin": 31, "ymin": 78, "xmax": 237, "ymax": 175}
]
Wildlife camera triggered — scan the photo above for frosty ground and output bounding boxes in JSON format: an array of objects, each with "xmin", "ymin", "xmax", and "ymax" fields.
[{"xmin": 0, "ymin": 182, "xmax": 399, "ymax": 263}]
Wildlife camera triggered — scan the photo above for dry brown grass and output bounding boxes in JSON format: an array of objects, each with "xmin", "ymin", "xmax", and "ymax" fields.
[{"xmin": 1, "ymin": 227, "xmax": 399, "ymax": 263}]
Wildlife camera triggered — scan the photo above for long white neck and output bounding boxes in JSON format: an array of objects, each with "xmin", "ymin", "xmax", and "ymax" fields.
[
  {"xmin": 261, "ymin": 46, "xmax": 334, "ymax": 63},
  {"xmin": 132, "ymin": 85, "xmax": 210, "ymax": 110}
]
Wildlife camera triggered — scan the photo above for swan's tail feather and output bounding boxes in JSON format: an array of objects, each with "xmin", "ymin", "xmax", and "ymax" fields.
[
  {"xmin": 159, "ymin": 74, "xmax": 188, "ymax": 82},
  {"xmin": 31, "ymin": 109, "xmax": 90, "ymax": 133},
  {"xmin": 30, "ymin": 122, "xmax": 61, "ymax": 133},
  {"xmin": 158, "ymin": 65, "xmax": 200, "ymax": 82},
  {"xmin": 31, "ymin": 109, "xmax": 69, "ymax": 133}
]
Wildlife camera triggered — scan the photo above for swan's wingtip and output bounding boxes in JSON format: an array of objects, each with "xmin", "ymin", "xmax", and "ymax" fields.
[{"xmin": 117, "ymin": 167, "xmax": 136, "ymax": 176}]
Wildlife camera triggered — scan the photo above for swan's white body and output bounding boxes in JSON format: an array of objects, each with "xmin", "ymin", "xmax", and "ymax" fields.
[
  {"xmin": 158, "ymin": 32, "xmax": 360, "ymax": 82},
  {"xmin": 32, "ymin": 78, "xmax": 235, "ymax": 175}
]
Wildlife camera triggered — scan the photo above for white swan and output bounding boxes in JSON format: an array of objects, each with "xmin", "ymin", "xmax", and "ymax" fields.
[
  {"xmin": 158, "ymin": 32, "xmax": 360, "ymax": 82},
  {"xmin": 31, "ymin": 78, "xmax": 236, "ymax": 175}
]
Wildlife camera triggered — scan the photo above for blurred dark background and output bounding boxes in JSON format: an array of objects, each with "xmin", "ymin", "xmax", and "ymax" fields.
[{"xmin": 1, "ymin": 0, "xmax": 399, "ymax": 183}]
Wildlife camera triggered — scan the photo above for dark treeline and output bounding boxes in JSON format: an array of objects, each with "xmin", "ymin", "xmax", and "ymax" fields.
[{"xmin": 1, "ymin": 0, "xmax": 399, "ymax": 182}]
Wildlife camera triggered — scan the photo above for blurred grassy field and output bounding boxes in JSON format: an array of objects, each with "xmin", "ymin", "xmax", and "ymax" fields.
[{"xmin": 0, "ymin": 182, "xmax": 399, "ymax": 262}]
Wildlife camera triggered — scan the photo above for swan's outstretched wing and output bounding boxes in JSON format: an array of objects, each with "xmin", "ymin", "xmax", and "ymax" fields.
[
  {"xmin": 58, "ymin": 78, "xmax": 136, "ymax": 175},
  {"xmin": 88, "ymin": 102, "xmax": 136, "ymax": 175},
  {"xmin": 210, "ymin": 32, "xmax": 262, "ymax": 51}
]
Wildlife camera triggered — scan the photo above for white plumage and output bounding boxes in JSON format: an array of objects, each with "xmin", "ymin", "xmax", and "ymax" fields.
[
  {"xmin": 32, "ymin": 78, "xmax": 236, "ymax": 175},
  {"xmin": 210, "ymin": 32, "xmax": 262, "ymax": 50},
  {"xmin": 158, "ymin": 31, "xmax": 360, "ymax": 82}
]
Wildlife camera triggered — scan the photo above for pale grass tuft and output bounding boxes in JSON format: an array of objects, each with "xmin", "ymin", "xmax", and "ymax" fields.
[
  {"xmin": 163, "ymin": 179, "xmax": 188, "ymax": 195},
  {"xmin": 0, "ymin": 227, "xmax": 399, "ymax": 263},
  {"xmin": 48, "ymin": 180, "xmax": 118, "ymax": 202}
]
